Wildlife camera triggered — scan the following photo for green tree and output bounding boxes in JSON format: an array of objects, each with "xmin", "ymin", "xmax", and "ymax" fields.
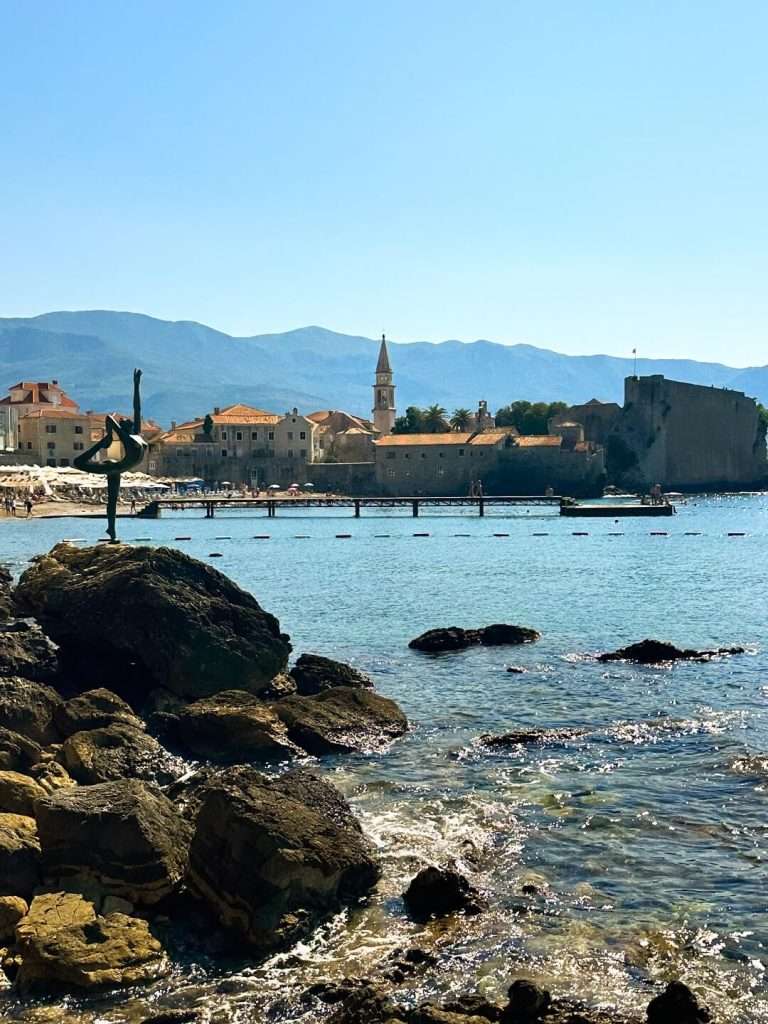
[
  {"xmin": 423, "ymin": 404, "xmax": 449, "ymax": 433},
  {"xmin": 392, "ymin": 406, "xmax": 426, "ymax": 434},
  {"xmin": 202, "ymin": 413, "xmax": 214, "ymax": 439},
  {"xmin": 495, "ymin": 400, "xmax": 568, "ymax": 435},
  {"xmin": 450, "ymin": 408, "xmax": 472, "ymax": 431}
]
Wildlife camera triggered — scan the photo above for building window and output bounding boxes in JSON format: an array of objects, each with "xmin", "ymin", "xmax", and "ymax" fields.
[
  {"xmin": 319, "ymin": 440, "xmax": 324, "ymax": 449},
  {"xmin": 251, "ymin": 431, "xmax": 258, "ymax": 440},
  {"xmin": 439, "ymin": 452, "xmax": 444, "ymax": 457},
  {"xmin": 387, "ymin": 469, "xmax": 395, "ymax": 479},
  {"xmin": 45, "ymin": 425, "xmax": 57, "ymax": 434},
  {"xmin": 268, "ymin": 431, "xmax": 274, "ymax": 441},
  {"xmin": 221, "ymin": 449, "xmax": 228, "ymax": 457},
  {"xmin": 404, "ymin": 453, "xmax": 410, "ymax": 459},
  {"xmin": 59, "ymin": 458, "xmax": 69, "ymax": 467},
  {"xmin": 287, "ymin": 431, "xmax": 294, "ymax": 441},
  {"xmin": 47, "ymin": 441, "xmax": 56, "ymax": 450},
  {"xmin": 421, "ymin": 453, "xmax": 427, "ymax": 458},
  {"xmin": 148, "ymin": 460, "xmax": 157, "ymax": 472},
  {"xmin": 46, "ymin": 458, "xmax": 56, "ymax": 467},
  {"xmin": 287, "ymin": 448, "xmax": 294, "ymax": 458},
  {"xmin": 74, "ymin": 425, "xmax": 83, "ymax": 434},
  {"xmin": 221, "ymin": 431, "xmax": 228, "ymax": 440},
  {"xmin": 300, "ymin": 448, "xmax": 307, "ymax": 458},
  {"xmin": 176, "ymin": 448, "xmax": 183, "ymax": 456},
  {"xmin": 299, "ymin": 431, "xmax": 306, "ymax": 440},
  {"xmin": 73, "ymin": 442, "xmax": 84, "ymax": 451},
  {"xmin": 386, "ymin": 451, "xmax": 396, "ymax": 460},
  {"xmin": 458, "ymin": 450, "xmax": 464, "ymax": 456},
  {"xmin": 236, "ymin": 431, "xmax": 243, "ymax": 441}
]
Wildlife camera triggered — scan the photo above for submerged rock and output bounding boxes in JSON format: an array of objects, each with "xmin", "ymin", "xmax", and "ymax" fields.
[
  {"xmin": 0, "ymin": 677, "xmax": 62, "ymax": 745},
  {"xmin": 15, "ymin": 891, "xmax": 168, "ymax": 991},
  {"xmin": 501, "ymin": 980, "xmax": 551, "ymax": 1022},
  {"xmin": 0, "ymin": 621, "xmax": 59, "ymax": 682},
  {"xmin": 409, "ymin": 625, "xmax": 540, "ymax": 653},
  {"xmin": 187, "ymin": 766, "xmax": 380, "ymax": 952},
  {"xmin": 480, "ymin": 727, "xmax": 585, "ymax": 748},
  {"xmin": 598, "ymin": 639, "xmax": 745, "ymax": 664},
  {"xmin": 35, "ymin": 778, "xmax": 191, "ymax": 905},
  {"xmin": 54, "ymin": 688, "xmax": 142, "ymax": 737},
  {"xmin": 403, "ymin": 865, "xmax": 482, "ymax": 920},
  {"xmin": 14, "ymin": 543, "xmax": 292, "ymax": 700},
  {"xmin": 272, "ymin": 687, "xmax": 408, "ymax": 755},
  {"xmin": 646, "ymin": 981, "xmax": 711, "ymax": 1023},
  {"xmin": 291, "ymin": 653, "xmax": 373, "ymax": 695},
  {"xmin": 157, "ymin": 690, "xmax": 302, "ymax": 764},
  {"xmin": 0, "ymin": 812, "xmax": 41, "ymax": 898},
  {"xmin": 58, "ymin": 723, "xmax": 181, "ymax": 785}
]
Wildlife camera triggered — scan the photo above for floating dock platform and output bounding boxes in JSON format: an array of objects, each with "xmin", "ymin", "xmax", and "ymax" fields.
[{"xmin": 560, "ymin": 503, "xmax": 674, "ymax": 518}]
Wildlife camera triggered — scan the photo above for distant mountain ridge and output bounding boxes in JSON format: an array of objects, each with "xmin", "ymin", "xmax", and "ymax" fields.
[{"xmin": 0, "ymin": 310, "xmax": 766, "ymax": 426}]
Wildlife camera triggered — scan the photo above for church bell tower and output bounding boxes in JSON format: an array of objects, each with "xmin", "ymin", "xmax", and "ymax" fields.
[{"xmin": 372, "ymin": 334, "xmax": 396, "ymax": 436}]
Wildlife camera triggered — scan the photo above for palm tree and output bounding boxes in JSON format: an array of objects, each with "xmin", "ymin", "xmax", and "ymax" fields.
[
  {"xmin": 423, "ymin": 404, "xmax": 448, "ymax": 433},
  {"xmin": 450, "ymin": 408, "xmax": 472, "ymax": 431}
]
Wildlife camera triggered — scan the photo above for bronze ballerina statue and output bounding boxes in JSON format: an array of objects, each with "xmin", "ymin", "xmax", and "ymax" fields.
[{"xmin": 74, "ymin": 368, "xmax": 148, "ymax": 543}]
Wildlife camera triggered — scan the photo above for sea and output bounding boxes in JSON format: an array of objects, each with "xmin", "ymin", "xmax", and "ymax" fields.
[{"xmin": 1, "ymin": 493, "xmax": 768, "ymax": 1023}]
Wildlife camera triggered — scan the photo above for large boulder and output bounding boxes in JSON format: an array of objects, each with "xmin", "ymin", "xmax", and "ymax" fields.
[
  {"xmin": 155, "ymin": 690, "xmax": 302, "ymax": 764},
  {"xmin": 0, "ymin": 565, "xmax": 13, "ymax": 621},
  {"xmin": 500, "ymin": 980, "xmax": 551, "ymax": 1023},
  {"xmin": 409, "ymin": 625, "xmax": 540, "ymax": 653},
  {"xmin": 646, "ymin": 981, "xmax": 711, "ymax": 1023},
  {"xmin": 15, "ymin": 891, "xmax": 168, "ymax": 991},
  {"xmin": 0, "ymin": 677, "xmax": 62, "ymax": 744},
  {"xmin": 54, "ymin": 688, "xmax": 142, "ymax": 738},
  {"xmin": 0, "ymin": 812, "xmax": 41, "ymax": 898},
  {"xmin": 187, "ymin": 767, "xmax": 380, "ymax": 952},
  {"xmin": 0, "ymin": 769, "xmax": 47, "ymax": 815},
  {"xmin": 14, "ymin": 543, "xmax": 291, "ymax": 700},
  {"xmin": 272, "ymin": 687, "xmax": 408, "ymax": 755},
  {"xmin": 0, "ymin": 726, "xmax": 42, "ymax": 772},
  {"xmin": 598, "ymin": 639, "xmax": 744, "ymax": 664},
  {"xmin": 291, "ymin": 653, "xmax": 373, "ymax": 696},
  {"xmin": 0, "ymin": 895, "xmax": 27, "ymax": 942},
  {"xmin": 58, "ymin": 724, "xmax": 182, "ymax": 785},
  {"xmin": 0, "ymin": 620, "xmax": 59, "ymax": 682},
  {"xmin": 35, "ymin": 779, "xmax": 191, "ymax": 905}
]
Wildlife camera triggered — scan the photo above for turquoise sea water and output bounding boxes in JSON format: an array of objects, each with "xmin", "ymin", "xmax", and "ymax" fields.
[{"xmin": 2, "ymin": 494, "xmax": 768, "ymax": 1022}]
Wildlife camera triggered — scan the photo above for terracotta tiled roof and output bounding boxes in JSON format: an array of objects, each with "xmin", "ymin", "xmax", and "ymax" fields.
[
  {"xmin": 20, "ymin": 408, "xmax": 87, "ymax": 420},
  {"xmin": 468, "ymin": 431, "xmax": 509, "ymax": 445},
  {"xmin": 375, "ymin": 432, "xmax": 474, "ymax": 446},
  {"xmin": 514, "ymin": 435, "xmax": 563, "ymax": 447},
  {"xmin": 1, "ymin": 382, "xmax": 79, "ymax": 409},
  {"xmin": 212, "ymin": 404, "xmax": 279, "ymax": 424}
]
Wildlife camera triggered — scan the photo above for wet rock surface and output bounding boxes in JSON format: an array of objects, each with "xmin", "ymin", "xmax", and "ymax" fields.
[
  {"xmin": 0, "ymin": 812, "xmax": 41, "ymax": 899},
  {"xmin": 0, "ymin": 621, "xmax": 59, "ymax": 683},
  {"xmin": 58, "ymin": 723, "xmax": 181, "ymax": 785},
  {"xmin": 480, "ymin": 727, "xmax": 585, "ymax": 748},
  {"xmin": 0, "ymin": 769, "xmax": 47, "ymax": 815},
  {"xmin": 291, "ymin": 652, "xmax": 373, "ymax": 695},
  {"xmin": 187, "ymin": 766, "xmax": 380, "ymax": 951},
  {"xmin": 272, "ymin": 686, "xmax": 408, "ymax": 754},
  {"xmin": 35, "ymin": 778, "xmax": 191, "ymax": 905},
  {"xmin": 15, "ymin": 891, "xmax": 168, "ymax": 991},
  {"xmin": 156, "ymin": 689, "xmax": 302, "ymax": 763},
  {"xmin": 13, "ymin": 542, "xmax": 292, "ymax": 700},
  {"xmin": 403, "ymin": 865, "xmax": 482, "ymax": 920},
  {"xmin": 53, "ymin": 687, "xmax": 142, "ymax": 737},
  {"xmin": 0, "ymin": 566, "xmax": 13, "ymax": 621},
  {"xmin": 409, "ymin": 624, "xmax": 540, "ymax": 653},
  {"xmin": 598, "ymin": 638, "xmax": 745, "ymax": 664}
]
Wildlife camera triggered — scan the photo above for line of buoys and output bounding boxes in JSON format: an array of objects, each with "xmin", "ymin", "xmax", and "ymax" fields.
[
  {"xmin": 454, "ymin": 533, "xmax": 471, "ymax": 537},
  {"xmin": 134, "ymin": 537, "xmax": 152, "ymax": 542},
  {"xmin": 413, "ymin": 532, "xmax": 430, "ymax": 537},
  {"xmin": 532, "ymin": 532, "xmax": 549, "ymax": 536},
  {"xmin": 336, "ymin": 533, "xmax": 352, "ymax": 539},
  {"xmin": 294, "ymin": 535, "xmax": 310, "ymax": 539},
  {"xmin": 214, "ymin": 536, "xmax": 231, "ymax": 540},
  {"xmin": 608, "ymin": 532, "xmax": 624, "ymax": 536},
  {"xmin": 253, "ymin": 535, "xmax": 270, "ymax": 540},
  {"xmin": 728, "ymin": 532, "xmax": 746, "ymax": 536},
  {"xmin": 374, "ymin": 534, "xmax": 391, "ymax": 538},
  {"xmin": 209, "ymin": 553, "xmax": 223, "ymax": 558},
  {"xmin": 572, "ymin": 531, "xmax": 589, "ymax": 536},
  {"xmin": 174, "ymin": 536, "xmax": 191, "ymax": 541},
  {"xmin": 650, "ymin": 531, "xmax": 668, "ymax": 536},
  {"xmin": 493, "ymin": 533, "xmax": 509, "ymax": 537}
]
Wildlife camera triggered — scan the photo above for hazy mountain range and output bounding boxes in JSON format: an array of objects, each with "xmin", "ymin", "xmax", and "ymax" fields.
[{"xmin": 0, "ymin": 310, "xmax": 766, "ymax": 426}]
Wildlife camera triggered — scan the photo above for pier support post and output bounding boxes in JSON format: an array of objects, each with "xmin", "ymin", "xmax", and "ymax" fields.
[
  {"xmin": 354, "ymin": 500, "xmax": 360, "ymax": 518},
  {"xmin": 412, "ymin": 500, "xmax": 419, "ymax": 517},
  {"xmin": 478, "ymin": 499, "xmax": 484, "ymax": 517}
]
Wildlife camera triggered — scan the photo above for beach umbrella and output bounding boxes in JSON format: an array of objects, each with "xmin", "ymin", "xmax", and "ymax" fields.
[
  {"xmin": 303, "ymin": 482, "xmax": 315, "ymax": 488},
  {"xmin": 268, "ymin": 483, "xmax": 280, "ymax": 490}
]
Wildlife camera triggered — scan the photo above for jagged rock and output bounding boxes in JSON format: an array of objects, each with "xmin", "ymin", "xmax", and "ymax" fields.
[
  {"xmin": 412, "ymin": 1008, "xmax": 491, "ymax": 1024},
  {"xmin": 0, "ymin": 621, "xmax": 59, "ymax": 682},
  {"xmin": 14, "ymin": 543, "xmax": 291, "ymax": 700},
  {"xmin": 35, "ymin": 779, "xmax": 191, "ymax": 905},
  {"xmin": 481, "ymin": 727, "xmax": 584, "ymax": 748},
  {"xmin": 409, "ymin": 625, "xmax": 540, "ymax": 653},
  {"xmin": 500, "ymin": 980, "xmax": 551, "ymax": 1022},
  {"xmin": 326, "ymin": 983, "xmax": 397, "ymax": 1024},
  {"xmin": 646, "ymin": 981, "xmax": 711, "ymax": 1023},
  {"xmin": 0, "ymin": 677, "xmax": 62, "ymax": 744},
  {"xmin": 0, "ymin": 895, "xmax": 27, "ymax": 941},
  {"xmin": 291, "ymin": 653, "xmax": 373, "ymax": 695},
  {"xmin": 156, "ymin": 690, "xmax": 302, "ymax": 764},
  {"xmin": 58, "ymin": 724, "xmax": 181, "ymax": 785},
  {"xmin": 0, "ymin": 566, "xmax": 12, "ymax": 621},
  {"xmin": 0, "ymin": 726, "xmax": 42, "ymax": 772},
  {"xmin": 598, "ymin": 639, "xmax": 745, "ymax": 664},
  {"xmin": 443, "ymin": 995, "xmax": 502, "ymax": 1021},
  {"xmin": 0, "ymin": 769, "xmax": 47, "ymax": 815},
  {"xmin": 29, "ymin": 760, "xmax": 76, "ymax": 796},
  {"xmin": 272, "ymin": 687, "xmax": 408, "ymax": 755},
  {"xmin": 187, "ymin": 767, "xmax": 380, "ymax": 951},
  {"xmin": 0, "ymin": 813, "xmax": 41, "ymax": 898},
  {"xmin": 382, "ymin": 945, "xmax": 438, "ymax": 982},
  {"xmin": 261, "ymin": 671, "xmax": 297, "ymax": 698},
  {"xmin": 403, "ymin": 865, "xmax": 482, "ymax": 920},
  {"xmin": 54, "ymin": 688, "xmax": 142, "ymax": 738},
  {"xmin": 15, "ymin": 891, "xmax": 168, "ymax": 990}
]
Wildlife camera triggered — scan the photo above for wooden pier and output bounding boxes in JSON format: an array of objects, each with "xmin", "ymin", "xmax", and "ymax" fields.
[{"xmin": 137, "ymin": 494, "xmax": 565, "ymax": 519}]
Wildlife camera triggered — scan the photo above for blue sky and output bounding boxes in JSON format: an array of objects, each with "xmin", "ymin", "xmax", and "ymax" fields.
[{"xmin": 1, "ymin": 0, "xmax": 766, "ymax": 365}]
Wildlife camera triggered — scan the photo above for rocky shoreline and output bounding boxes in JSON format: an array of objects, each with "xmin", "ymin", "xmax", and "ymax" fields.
[{"xmin": 0, "ymin": 543, "xmax": 718, "ymax": 1022}]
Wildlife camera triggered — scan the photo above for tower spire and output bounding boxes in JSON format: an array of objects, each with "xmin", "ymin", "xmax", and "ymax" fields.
[
  {"xmin": 372, "ymin": 332, "xmax": 396, "ymax": 436},
  {"xmin": 376, "ymin": 333, "xmax": 392, "ymax": 374}
]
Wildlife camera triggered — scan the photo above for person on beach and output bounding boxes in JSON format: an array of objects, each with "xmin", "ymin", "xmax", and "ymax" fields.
[{"xmin": 25, "ymin": 498, "xmax": 33, "ymax": 517}]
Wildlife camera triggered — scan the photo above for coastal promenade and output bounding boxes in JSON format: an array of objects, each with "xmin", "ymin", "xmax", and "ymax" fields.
[{"xmin": 138, "ymin": 494, "xmax": 564, "ymax": 519}]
